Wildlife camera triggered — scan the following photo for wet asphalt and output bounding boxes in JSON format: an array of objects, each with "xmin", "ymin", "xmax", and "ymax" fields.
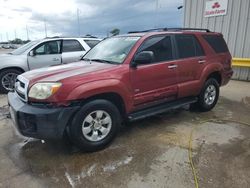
[{"xmin": 0, "ymin": 76, "xmax": 249, "ymax": 187}]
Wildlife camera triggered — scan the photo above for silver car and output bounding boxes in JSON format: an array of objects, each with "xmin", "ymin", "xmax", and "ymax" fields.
[{"xmin": 0, "ymin": 37, "xmax": 101, "ymax": 93}]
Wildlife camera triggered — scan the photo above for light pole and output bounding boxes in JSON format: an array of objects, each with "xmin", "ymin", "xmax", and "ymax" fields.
[
  {"xmin": 6, "ymin": 33, "xmax": 9, "ymax": 42},
  {"xmin": 14, "ymin": 29, "xmax": 17, "ymax": 39},
  {"xmin": 26, "ymin": 25, "xmax": 30, "ymax": 40},
  {"xmin": 177, "ymin": 5, "xmax": 184, "ymax": 27},
  {"xmin": 44, "ymin": 19, "xmax": 47, "ymax": 38},
  {"xmin": 154, "ymin": 0, "xmax": 159, "ymax": 28},
  {"xmin": 77, "ymin": 8, "xmax": 80, "ymax": 36}
]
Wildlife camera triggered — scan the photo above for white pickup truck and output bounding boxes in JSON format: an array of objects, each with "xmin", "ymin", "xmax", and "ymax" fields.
[{"xmin": 0, "ymin": 37, "xmax": 101, "ymax": 92}]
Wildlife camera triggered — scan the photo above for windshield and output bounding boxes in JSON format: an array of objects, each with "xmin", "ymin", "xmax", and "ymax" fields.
[
  {"xmin": 84, "ymin": 36, "xmax": 140, "ymax": 64},
  {"xmin": 11, "ymin": 40, "xmax": 39, "ymax": 55}
]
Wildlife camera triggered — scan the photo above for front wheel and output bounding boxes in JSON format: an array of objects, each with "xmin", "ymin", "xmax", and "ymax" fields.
[
  {"xmin": 0, "ymin": 69, "xmax": 22, "ymax": 93},
  {"xmin": 69, "ymin": 99, "xmax": 121, "ymax": 152},
  {"xmin": 194, "ymin": 78, "xmax": 220, "ymax": 112}
]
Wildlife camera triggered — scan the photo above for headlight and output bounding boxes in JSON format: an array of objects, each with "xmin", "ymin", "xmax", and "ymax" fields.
[{"xmin": 28, "ymin": 82, "xmax": 62, "ymax": 100}]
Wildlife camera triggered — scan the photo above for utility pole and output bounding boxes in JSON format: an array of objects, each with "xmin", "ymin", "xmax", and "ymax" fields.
[
  {"xmin": 6, "ymin": 33, "xmax": 9, "ymax": 42},
  {"xmin": 77, "ymin": 8, "xmax": 80, "ymax": 36},
  {"xmin": 26, "ymin": 25, "xmax": 29, "ymax": 40},
  {"xmin": 14, "ymin": 29, "xmax": 17, "ymax": 39},
  {"xmin": 44, "ymin": 19, "xmax": 47, "ymax": 38},
  {"xmin": 154, "ymin": 0, "xmax": 159, "ymax": 28}
]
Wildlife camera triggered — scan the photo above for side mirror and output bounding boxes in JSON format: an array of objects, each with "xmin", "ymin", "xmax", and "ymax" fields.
[
  {"xmin": 29, "ymin": 50, "xmax": 35, "ymax": 56},
  {"xmin": 132, "ymin": 51, "xmax": 154, "ymax": 67}
]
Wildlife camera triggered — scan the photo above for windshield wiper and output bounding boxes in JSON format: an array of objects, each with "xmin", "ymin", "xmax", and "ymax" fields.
[
  {"xmin": 82, "ymin": 58, "xmax": 92, "ymax": 62},
  {"xmin": 90, "ymin": 59, "xmax": 118, "ymax": 64}
]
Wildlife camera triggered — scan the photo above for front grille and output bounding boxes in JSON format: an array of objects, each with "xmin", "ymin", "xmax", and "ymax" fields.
[
  {"xmin": 20, "ymin": 81, "xmax": 25, "ymax": 88},
  {"xmin": 15, "ymin": 75, "xmax": 29, "ymax": 102},
  {"xmin": 16, "ymin": 89, "xmax": 25, "ymax": 99}
]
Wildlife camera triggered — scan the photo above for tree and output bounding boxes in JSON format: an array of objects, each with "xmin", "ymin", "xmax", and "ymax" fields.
[{"xmin": 110, "ymin": 28, "xmax": 120, "ymax": 36}]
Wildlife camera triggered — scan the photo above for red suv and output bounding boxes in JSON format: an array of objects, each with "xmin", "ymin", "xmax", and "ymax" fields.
[{"xmin": 8, "ymin": 28, "xmax": 233, "ymax": 151}]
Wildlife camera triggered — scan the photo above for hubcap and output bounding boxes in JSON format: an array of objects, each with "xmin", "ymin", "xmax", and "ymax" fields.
[
  {"xmin": 204, "ymin": 85, "xmax": 216, "ymax": 105},
  {"xmin": 82, "ymin": 110, "xmax": 112, "ymax": 142},
  {"xmin": 1, "ymin": 73, "xmax": 18, "ymax": 91}
]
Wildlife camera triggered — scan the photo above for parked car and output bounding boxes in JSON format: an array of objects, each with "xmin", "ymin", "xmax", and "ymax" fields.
[
  {"xmin": 8, "ymin": 28, "xmax": 233, "ymax": 151},
  {"xmin": 2, "ymin": 44, "xmax": 11, "ymax": 49},
  {"xmin": 0, "ymin": 37, "xmax": 101, "ymax": 93}
]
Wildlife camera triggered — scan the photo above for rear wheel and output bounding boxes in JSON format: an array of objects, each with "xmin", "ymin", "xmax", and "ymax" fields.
[
  {"xmin": 194, "ymin": 78, "xmax": 219, "ymax": 112},
  {"xmin": 69, "ymin": 99, "xmax": 121, "ymax": 152},
  {"xmin": 0, "ymin": 69, "xmax": 22, "ymax": 93}
]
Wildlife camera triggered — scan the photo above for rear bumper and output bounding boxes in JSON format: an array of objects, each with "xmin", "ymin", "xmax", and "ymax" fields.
[
  {"xmin": 222, "ymin": 69, "xmax": 233, "ymax": 85},
  {"xmin": 8, "ymin": 92, "xmax": 80, "ymax": 140}
]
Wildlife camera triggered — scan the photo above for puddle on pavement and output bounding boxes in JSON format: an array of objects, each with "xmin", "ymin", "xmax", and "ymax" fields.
[{"xmin": 1, "ymin": 95, "xmax": 250, "ymax": 187}]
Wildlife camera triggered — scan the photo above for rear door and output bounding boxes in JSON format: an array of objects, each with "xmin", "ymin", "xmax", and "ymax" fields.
[
  {"xmin": 173, "ymin": 34, "xmax": 206, "ymax": 97},
  {"xmin": 28, "ymin": 40, "xmax": 62, "ymax": 70},
  {"xmin": 62, "ymin": 39, "xmax": 86, "ymax": 64},
  {"xmin": 130, "ymin": 35, "xmax": 178, "ymax": 107}
]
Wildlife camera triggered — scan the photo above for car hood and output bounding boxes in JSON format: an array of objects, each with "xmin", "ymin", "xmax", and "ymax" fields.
[
  {"xmin": 0, "ymin": 53, "xmax": 18, "ymax": 59},
  {"xmin": 22, "ymin": 61, "xmax": 118, "ymax": 83}
]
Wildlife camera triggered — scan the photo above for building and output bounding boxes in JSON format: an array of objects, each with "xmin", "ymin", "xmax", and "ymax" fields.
[{"xmin": 183, "ymin": 0, "xmax": 250, "ymax": 81}]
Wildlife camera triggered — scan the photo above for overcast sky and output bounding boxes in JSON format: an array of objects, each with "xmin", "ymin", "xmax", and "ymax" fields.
[{"xmin": 0, "ymin": 0, "xmax": 183, "ymax": 41}]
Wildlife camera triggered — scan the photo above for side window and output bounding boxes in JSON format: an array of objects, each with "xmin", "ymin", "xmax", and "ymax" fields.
[
  {"xmin": 35, "ymin": 41, "xmax": 61, "ymax": 55},
  {"xmin": 138, "ymin": 36, "xmax": 173, "ymax": 63},
  {"xmin": 63, "ymin": 40, "xmax": 84, "ymax": 52},
  {"xmin": 84, "ymin": 40, "xmax": 100, "ymax": 48},
  {"xmin": 194, "ymin": 37, "xmax": 205, "ymax": 56},
  {"xmin": 175, "ymin": 34, "xmax": 204, "ymax": 58},
  {"xmin": 202, "ymin": 35, "xmax": 229, "ymax": 53}
]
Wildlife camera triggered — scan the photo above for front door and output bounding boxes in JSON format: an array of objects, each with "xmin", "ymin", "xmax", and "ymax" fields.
[
  {"xmin": 130, "ymin": 35, "xmax": 178, "ymax": 107},
  {"xmin": 28, "ymin": 40, "xmax": 62, "ymax": 70}
]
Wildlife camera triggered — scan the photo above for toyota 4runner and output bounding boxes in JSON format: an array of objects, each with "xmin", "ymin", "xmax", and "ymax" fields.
[{"xmin": 8, "ymin": 28, "xmax": 233, "ymax": 151}]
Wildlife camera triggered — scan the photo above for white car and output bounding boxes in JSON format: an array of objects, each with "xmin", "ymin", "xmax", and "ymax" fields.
[{"xmin": 0, "ymin": 37, "xmax": 101, "ymax": 92}]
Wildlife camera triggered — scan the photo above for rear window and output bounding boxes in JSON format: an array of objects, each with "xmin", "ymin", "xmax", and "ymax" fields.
[
  {"xmin": 175, "ymin": 34, "xmax": 205, "ymax": 58},
  {"xmin": 202, "ymin": 35, "xmax": 229, "ymax": 53},
  {"xmin": 63, "ymin": 40, "xmax": 84, "ymax": 52},
  {"xmin": 84, "ymin": 40, "xmax": 100, "ymax": 48}
]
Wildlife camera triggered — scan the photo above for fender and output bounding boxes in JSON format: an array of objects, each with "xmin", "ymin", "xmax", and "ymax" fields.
[
  {"xmin": 0, "ymin": 55, "xmax": 29, "ymax": 72},
  {"xmin": 196, "ymin": 62, "xmax": 223, "ymax": 93},
  {"xmin": 66, "ymin": 79, "xmax": 133, "ymax": 113},
  {"xmin": 200, "ymin": 62, "xmax": 223, "ymax": 84},
  {"xmin": 178, "ymin": 62, "xmax": 223, "ymax": 98}
]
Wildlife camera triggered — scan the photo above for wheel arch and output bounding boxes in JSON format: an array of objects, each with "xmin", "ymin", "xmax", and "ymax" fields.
[
  {"xmin": 206, "ymin": 71, "xmax": 222, "ymax": 86},
  {"xmin": 0, "ymin": 67, "xmax": 25, "ymax": 73},
  {"xmin": 80, "ymin": 92, "xmax": 127, "ymax": 119}
]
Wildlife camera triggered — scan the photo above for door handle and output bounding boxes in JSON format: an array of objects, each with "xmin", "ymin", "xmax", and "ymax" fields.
[
  {"xmin": 198, "ymin": 60, "xmax": 206, "ymax": 64},
  {"xmin": 52, "ymin": 58, "xmax": 60, "ymax": 61},
  {"xmin": 168, "ymin": 64, "xmax": 178, "ymax": 69}
]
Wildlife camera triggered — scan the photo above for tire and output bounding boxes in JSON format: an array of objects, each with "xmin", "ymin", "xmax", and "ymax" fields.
[
  {"xmin": 195, "ymin": 78, "xmax": 219, "ymax": 112},
  {"xmin": 69, "ymin": 99, "xmax": 121, "ymax": 152},
  {"xmin": 0, "ymin": 69, "xmax": 22, "ymax": 93}
]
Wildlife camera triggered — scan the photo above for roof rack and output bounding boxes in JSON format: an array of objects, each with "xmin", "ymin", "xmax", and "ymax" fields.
[{"xmin": 128, "ymin": 27, "xmax": 211, "ymax": 34}]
